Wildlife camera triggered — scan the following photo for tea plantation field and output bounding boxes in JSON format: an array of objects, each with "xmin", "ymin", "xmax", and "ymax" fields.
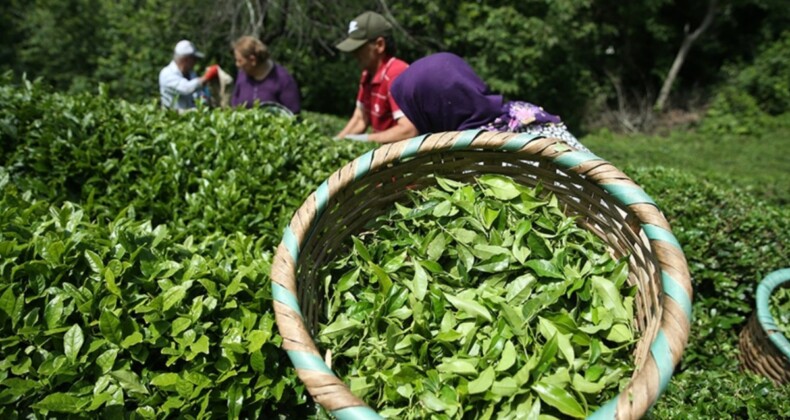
[{"xmin": 1, "ymin": 80, "xmax": 788, "ymax": 418}]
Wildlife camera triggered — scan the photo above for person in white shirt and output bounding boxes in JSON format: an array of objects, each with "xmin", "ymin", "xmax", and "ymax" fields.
[{"xmin": 159, "ymin": 40, "xmax": 219, "ymax": 111}]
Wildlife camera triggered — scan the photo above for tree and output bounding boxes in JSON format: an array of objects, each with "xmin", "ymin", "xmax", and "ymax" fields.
[{"xmin": 655, "ymin": 0, "xmax": 718, "ymax": 112}]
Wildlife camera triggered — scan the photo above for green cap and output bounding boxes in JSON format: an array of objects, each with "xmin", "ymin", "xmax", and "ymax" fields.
[{"xmin": 335, "ymin": 11, "xmax": 393, "ymax": 52}]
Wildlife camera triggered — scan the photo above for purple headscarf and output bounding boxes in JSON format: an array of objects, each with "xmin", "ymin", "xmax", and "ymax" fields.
[
  {"xmin": 391, "ymin": 52, "xmax": 561, "ymax": 134},
  {"xmin": 391, "ymin": 53, "xmax": 503, "ymax": 133}
]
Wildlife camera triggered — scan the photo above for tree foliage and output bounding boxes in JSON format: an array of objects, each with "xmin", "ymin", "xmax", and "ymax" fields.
[{"xmin": 2, "ymin": 0, "xmax": 789, "ymax": 129}]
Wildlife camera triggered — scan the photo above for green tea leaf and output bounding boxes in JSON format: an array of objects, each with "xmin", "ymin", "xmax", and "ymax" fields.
[
  {"xmin": 532, "ymin": 381, "xmax": 586, "ymax": 418},
  {"xmin": 468, "ymin": 366, "xmax": 496, "ymax": 394},
  {"xmin": 480, "ymin": 175, "xmax": 521, "ymax": 200},
  {"xmin": 445, "ymin": 293, "xmax": 492, "ymax": 322},
  {"xmin": 85, "ymin": 250, "xmax": 104, "ymax": 273},
  {"xmin": 64, "ymin": 324, "xmax": 84, "ymax": 363},
  {"xmin": 412, "ymin": 261, "xmax": 429, "ymax": 301},
  {"xmin": 110, "ymin": 370, "xmax": 148, "ymax": 395},
  {"xmin": 99, "ymin": 310, "xmax": 122, "ymax": 344},
  {"xmin": 31, "ymin": 392, "xmax": 89, "ymax": 413},
  {"xmin": 496, "ymin": 341, "xmax": 517, "ymax": 372},
  {"xmin": 162, "ymin": 281, "xmax": 192, "ymax": 312},
  {"xmin": 151, "ymin": 373, "xmax": 180, "ymax": 387},
  {"xmin": 227, "ymin": 384, "xmax": 243, "ymax": 419}
]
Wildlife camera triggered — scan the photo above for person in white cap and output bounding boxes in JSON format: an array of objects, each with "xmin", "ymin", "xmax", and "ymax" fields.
[{"xmin": 159, "ymin": 40, "xmax": 219, "ymax": 111}]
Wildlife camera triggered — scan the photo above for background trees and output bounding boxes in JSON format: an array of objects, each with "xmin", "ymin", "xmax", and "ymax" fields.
[{"xmin": 2, "ymin": 0, "xmax": 788, "ymax": 132}]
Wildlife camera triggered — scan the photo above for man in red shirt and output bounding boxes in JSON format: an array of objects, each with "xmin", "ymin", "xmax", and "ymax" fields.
[{"xmin": 335, "ymin": 11, "xmax": 418, "ymax": 144}]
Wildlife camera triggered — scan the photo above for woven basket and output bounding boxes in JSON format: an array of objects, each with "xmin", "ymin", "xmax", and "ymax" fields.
[
  {"xmin": 271, "ymin": 130, "xmax": 693, "ymax": 419},
  {"xmin": 738, "ymin": 268, "xmax": 790, "ymax": 385}
]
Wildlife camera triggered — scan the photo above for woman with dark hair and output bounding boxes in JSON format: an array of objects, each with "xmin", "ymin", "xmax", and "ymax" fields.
[
  {"xmin": 390, "ymin": 52, "xmax": 587, "ymax": 150},
  {"xmin": 231, "ymin": 36, "xmax": 301, "ymax": 114}
]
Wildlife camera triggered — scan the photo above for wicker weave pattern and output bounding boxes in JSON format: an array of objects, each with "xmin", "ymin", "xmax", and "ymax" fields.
[
  {"xmin": 271, "ymin": 130, "xmax": 693, "ymax": 419},
  {"xmin": 738, "ymin": 268, "xmax": 790, "ymax": 385}
]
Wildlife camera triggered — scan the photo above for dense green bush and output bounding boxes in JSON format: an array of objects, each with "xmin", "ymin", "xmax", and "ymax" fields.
[
  {"xmin": 628, "ymin": 167, "xmax": 790, "ymax": 417},
  {"xmin": 0, "ymin": 78, "xmax": 370, "ymax": 417},
  {"xmin": 0, "ymin": 77, "xmax": 371, "ymax": 240},
  {"xmin": 734, "ymin": 30, "xmax": 790, "ymax": 116},
  {"xmin": 0, "ymin": 186, "xmax": 304, "ymax": 417}
]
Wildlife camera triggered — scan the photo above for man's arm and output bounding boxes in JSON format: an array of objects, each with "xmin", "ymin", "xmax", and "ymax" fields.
[
  {"xmin": 336, "ymin": 106, "xmax": 369, "ymax": 139},
  {"xmin": 162, "ymin": 71, "xmax": 203, "ymax": 96},
  {"xmin": 367, "ymin": 116, "xmax": 418, "ymax": 144}
]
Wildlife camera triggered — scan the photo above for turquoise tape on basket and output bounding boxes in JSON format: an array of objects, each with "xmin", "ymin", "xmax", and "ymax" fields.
[
  {"xmin": 600, "ymin": 184, "xmax": 657, "ymax": 206},
  {"xmin": 316, "ymin": 181, "xmax": 330, "ymax": 215},
  {"xmin": 354, "ymin": 150, "xmax": 375, "ymax": 181},
  {"xmin": 587, "ymin": 396, "xmax": 618, "ymax": 419},
  {"xmin": 287, "ymin": 350, "xmax": 335, "ymax": 376},
  {"xmin": 332, "ymin": 406, "xmax": 384, "ymax": 420},
  {"xmin": 282, "ymin": 226, "xmax": 299, "ymax": 261},
  {"xmin": 642, "ymin": 224, "xmax": 682, "ymax": 249},
  {"xmin": 755, "ymin": 268, "xmax": 790, "ymax": 359},
  {"xmin": 662, "ymin": 271, "xmax": 693, "ymax": 320},
  {"xmin": 272, "ymin": 282, "xmax": 303, "ymax": 318},
  {"xmin": 498, "ymin": 132, "xmax": 543, "ymax": 151},
  {"xmin": 451, "ymin": 129, "xmax": 483, "ymax": 150},
  {"xmin": 649, "ymin": 329, "xmax": 674, "ymax": 393},
  {"xmin": 553, "ymin": 151, "xmax": 603, "ymax": 169},
  {"xmin": 400, "ymin": 134, "xmax": 427, "ymax": 159}
]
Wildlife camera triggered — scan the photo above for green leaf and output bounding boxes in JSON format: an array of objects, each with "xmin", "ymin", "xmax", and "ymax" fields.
[
  {"xmin": 121, "ymin": 331, "xmax": 143, "ymax": 349},
  {"xmin": 227, "ymin": 384, "xmax": 243, "ymax": 419},
  {"xmin": 468, "ymin": 366, "xmax": 496, "ymax": 394},
  {"xmin": 491, "ymin": 377, "xmax": 518, "ymax": 396},
  {"xmin": 445, "ymin": 293, "xmax": 492, "ymax": 322},
  {"xmin": 0, "ymin": 287, "xmax": 16, "ymax": 317},
  {"xmin": 104, "ymin": 269, "xmax": 121, "ymax": 297},
  {"xmin": 525, "ymin": 259, "xmax": 564, "ymax": 279},
  {"xmin": 420, "ymin": 391, "xmax": 449, "ymax": 412},
  {"xmin": 151, "ymin": 373, "xmax": 180, "ymax": 387},
  {"xmin": 96, "ymin": 349, "xmax": 118, "ymax": 374},
  {"xmin": 532, "ymin": 381, "xmax": 586, "ymax": 418},
  {"xmin": 162, "ymin": 281, "xmax": 192, "ymax": 312},
  {"xmin": 191, "ymin": 335, "xmax": 210, "ymax": 354},
  {"xmin": 64, "ymin": 324, "xmax": 84, "ymax": 363},
  {"xmin": 352, "ymin": 237, "xmax": 372, "ymax": 262},
  {"xmin": 110, "ymin": 370, "xmax": 148, "ymax": 395},
  {"xmin": 436, "ymin": 358, "xmax": 478, "ymax": 375},
  {"xmin": 605, "ymin": 323, "xmax": 633, "ymax": 343},
  {"xmin": 427, "ymin": 233, "xmax": 446, "ymax": 261},
  {"xmin": 591, "ymin": 276, "xmax": 628, "ymax": 319},
  {"xmin": 99, "ymin": 310, "xmax": 122, "ymax": 344},
  {"xmin": 31, "ymin": 392, "xmax": 89, "ymax": 413},
  {"xmin": 480, "ymin": 174, "xmax": 521, "ymax": 200},
  {"xmin": 85, "ymin": 250, "xmax": 104, "ymax": 273},
  {"xmin": 496, "ymin": 341, "xmax": 517, "ymax": 372},
  {"xmin": 412, "ymin": 261, "xmax": 429, "ymax": 301},
  {"xmin": 44, "ymin": 295, "xmax": 64, "ymax": 329}
]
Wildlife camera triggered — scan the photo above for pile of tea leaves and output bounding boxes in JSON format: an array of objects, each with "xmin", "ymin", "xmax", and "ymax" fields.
[{"xmin": 317, "ymin": 175, "xmax": 637, "ymax": 419}]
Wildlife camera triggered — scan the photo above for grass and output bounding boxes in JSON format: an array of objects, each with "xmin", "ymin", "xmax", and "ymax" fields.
[
  {"xmin": 302, "ymin": 112, "xmax": 790, "ymax": 205},
  {"xmin": 583, "ymin": 117, "xmax": 790, "ymax": 205}
]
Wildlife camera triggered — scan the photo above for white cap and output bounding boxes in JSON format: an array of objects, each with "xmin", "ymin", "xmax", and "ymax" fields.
[{"xmin": 174, "ymin": 40, "xmax": 204, "ymax": 58}]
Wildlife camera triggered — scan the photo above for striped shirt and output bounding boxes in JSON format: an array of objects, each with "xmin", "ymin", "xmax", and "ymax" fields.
[{"xmin": 356, "ymin": 56, "xmax": 408, "ymax": 132}]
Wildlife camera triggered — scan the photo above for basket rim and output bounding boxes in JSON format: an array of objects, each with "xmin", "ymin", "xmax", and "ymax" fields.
[
  {"xmin": 270, "ymin": 130, "xmax": 693, "ymax": 419},
  {"xmin": 755, "ymin": 268, "xmax": 790, "ymax": 361}
]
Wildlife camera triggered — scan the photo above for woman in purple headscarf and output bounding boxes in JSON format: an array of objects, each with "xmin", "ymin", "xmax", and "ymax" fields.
[{"xmin": 390, "ymin": 52, "xmax": 587, "ymax": 150}]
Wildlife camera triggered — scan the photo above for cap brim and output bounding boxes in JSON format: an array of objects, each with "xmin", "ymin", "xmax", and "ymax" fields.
[
  {"xmin": 335, "ymin": 37, "xmax": 367, "ymax": 52},
  {"xmin": 193, "ymin": 51, "xmax": 205, "ymax": 59}
]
